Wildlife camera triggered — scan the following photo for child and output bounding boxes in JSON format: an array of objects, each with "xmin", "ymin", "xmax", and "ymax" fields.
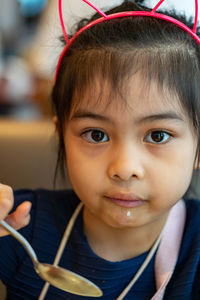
[{"xmin": 0, "ymin": 0, "xmax": 200, "ymax": 299}]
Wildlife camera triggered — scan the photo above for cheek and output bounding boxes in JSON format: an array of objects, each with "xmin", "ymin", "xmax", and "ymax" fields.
[
  {"xmin": 147, "ymin": 142, "xmax": 196, "ymax": 204},
  {"xmin": 152, "ymin": 158, "xmax": 194, "ymax": 203},
  {"xmin": 171, "ymin": 146, "xmax": 196, "ymax": 190},
  {"xmin": 65, "ymin": 145, "xmax": 104, "ymax": 194}
]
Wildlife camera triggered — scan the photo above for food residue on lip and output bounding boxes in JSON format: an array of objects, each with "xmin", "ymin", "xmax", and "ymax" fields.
[{"xmin": 127, "ymin": 211, "xmax": 131, "ymax": 217}]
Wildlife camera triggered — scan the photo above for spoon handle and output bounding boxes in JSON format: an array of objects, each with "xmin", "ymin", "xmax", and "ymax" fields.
[{"xmin": 0, "ymin": 220, "xmax": 38, "ymax": 265}]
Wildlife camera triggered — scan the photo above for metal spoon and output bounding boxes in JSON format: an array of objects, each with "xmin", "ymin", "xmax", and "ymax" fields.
[{"xmin": 0, "ymin": 220, "xmax": 102, "ymax": 297}]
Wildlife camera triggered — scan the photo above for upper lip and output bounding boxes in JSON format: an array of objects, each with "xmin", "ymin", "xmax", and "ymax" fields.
[{"xmin": 105, "ymin": 193, "xmax": 145, "ymax": 202}]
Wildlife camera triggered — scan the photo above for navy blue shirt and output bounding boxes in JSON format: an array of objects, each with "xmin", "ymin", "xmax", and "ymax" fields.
[{"xmin": 0, "ymin": 189, "xmax": 199, "ymax": 299}]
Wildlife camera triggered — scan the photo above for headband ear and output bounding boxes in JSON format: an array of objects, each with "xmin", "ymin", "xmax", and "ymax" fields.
[
  {"xmin": 82, "ymin": 0, "xmax": 108, "ymax": 18},
  {"xmin": 152, "ymin": 0, "xmax": 165, "ymax": 13},
  {"xmin": 152, "ymin": 0, "xmax": 198, "ymax": 33},
  {"xmin": 193, "ymin": 0, "xmax": 198, "ymax": 33},
  {"xmin": 56, "ymin": 0, "xmax": 200, "ymax": 80},
  {"xmin": 59, "ymin": 0, "xmax": 199, "ymax": 44},
  {"xmin": 58, "ymin": 0, "xmax": 108, "ymax": 44},
  {"xmin": 59, "ymin": 0, "xmax": 69, "ymax": 42}
]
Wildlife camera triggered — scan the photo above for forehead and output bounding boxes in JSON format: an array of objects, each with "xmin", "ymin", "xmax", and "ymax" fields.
[{"xmin": 70, "ymin": 72, "xmax": 185, "ymax": 119}]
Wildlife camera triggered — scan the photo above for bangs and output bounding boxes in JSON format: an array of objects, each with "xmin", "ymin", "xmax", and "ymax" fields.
[{"xmin": 59, "ymin": 44, "xmax": 200, "ymax": 124}]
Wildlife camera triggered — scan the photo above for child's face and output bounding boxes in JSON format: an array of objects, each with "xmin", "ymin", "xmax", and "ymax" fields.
[{"xmin": 64, "ymin": 73, "xmax": 197, "ymax": 230}]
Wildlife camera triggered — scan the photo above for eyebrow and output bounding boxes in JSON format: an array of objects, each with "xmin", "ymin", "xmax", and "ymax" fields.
[
  {"xmin": 71, "ymin": 111, "xmax": 111, "ymax": 122},
  {"xmin": 71, "ymin": 110, "xmax": 184, "ymax": 123},
  {"xmin": 137, "ymin": 112, "xmax": 184, "ymax": 124}
]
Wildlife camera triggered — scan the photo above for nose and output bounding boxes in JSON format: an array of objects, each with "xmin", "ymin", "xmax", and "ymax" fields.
[{"xmin": 107, "ymin": 143, "xmax": 145, "ymax": 182}]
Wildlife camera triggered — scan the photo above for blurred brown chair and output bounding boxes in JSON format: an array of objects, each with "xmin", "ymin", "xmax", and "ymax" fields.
[
  {"xmin": 0, "ymin": 118, "xmax": 70, "ymax": 299},
  {"xmin": 0, "ymin": 118, "xmax": 70, "ymax": 189}
]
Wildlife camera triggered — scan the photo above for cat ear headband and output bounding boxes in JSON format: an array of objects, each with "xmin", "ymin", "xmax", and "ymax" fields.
[{"xmin": 56, "ymin": 0, "xmax": 200, "ymax": 79}]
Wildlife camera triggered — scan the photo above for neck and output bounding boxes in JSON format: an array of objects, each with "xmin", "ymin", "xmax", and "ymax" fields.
[{"xmin": 83, "ymin": 207, "xmax": 169, "ymax": 262}]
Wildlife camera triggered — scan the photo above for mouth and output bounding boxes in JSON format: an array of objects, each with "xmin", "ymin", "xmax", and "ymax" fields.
[{"xmin": 104, "ymin": 193, "xmax": 146, "ymax": 208}]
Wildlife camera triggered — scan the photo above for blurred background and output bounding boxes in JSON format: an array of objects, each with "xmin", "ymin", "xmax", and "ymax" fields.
[{"xmin": 0, "ymin": 0, "xmax": 199, "ymax": 190}]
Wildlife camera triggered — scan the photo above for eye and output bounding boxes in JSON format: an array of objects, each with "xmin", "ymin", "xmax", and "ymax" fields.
[
  {"xmin": 144, "ymin": 130, "xmax": 172, "ymax": 144},
  {"xmin": 82, "ymin": 129, "xmax": 109, "ymax": 143}
]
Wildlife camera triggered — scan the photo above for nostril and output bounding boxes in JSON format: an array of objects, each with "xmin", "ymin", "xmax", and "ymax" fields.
[
  {"xmin": 111, "ymin": 172, "xmax": 137, "ymax": 181},
  {"xmin": 107, "ymin": 154, "xmax": 144, "ymax": 181}
]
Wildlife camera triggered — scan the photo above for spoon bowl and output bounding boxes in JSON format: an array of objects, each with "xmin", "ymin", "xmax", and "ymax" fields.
[
  {"xmin": 36, "ymin": 262, "xmax": 101, "ymax": 296},
  {"xmin": 0, "ymin": 220, "xmax": 102, "ymax": 297}
]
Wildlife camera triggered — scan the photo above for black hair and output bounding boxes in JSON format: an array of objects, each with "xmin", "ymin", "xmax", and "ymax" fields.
[{"xmin": 52, "ymin": 0, "xmax": 200, "ymax": 187}]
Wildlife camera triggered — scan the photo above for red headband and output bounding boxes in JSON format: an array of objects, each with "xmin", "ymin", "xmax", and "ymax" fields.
[{"xmin": 56, "ymin": 0, "xmax": 200, "ymax": 80}]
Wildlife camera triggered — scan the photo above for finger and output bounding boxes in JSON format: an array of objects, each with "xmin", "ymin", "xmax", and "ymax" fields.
[
  {"xmin": 8, "ymin": 201, "xmax": 32, "ymax": 228},
  {"xmin": 0, "ymin": 183, "xmax": 14, "ymax": 220},
  {"xmin": 0, "ymin": 201, "xmax": 32, "ymax": 237}
]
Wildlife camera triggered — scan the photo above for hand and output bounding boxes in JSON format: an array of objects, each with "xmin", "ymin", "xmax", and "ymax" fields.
[{"xmin": 0, "ymin": 184, "xmax": 31, "ymax": 237}]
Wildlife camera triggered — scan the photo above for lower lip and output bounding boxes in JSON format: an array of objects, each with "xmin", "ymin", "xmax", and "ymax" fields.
[{"xmin": 106, "ymin": 197, "xmax": 145, "ymax": 208}]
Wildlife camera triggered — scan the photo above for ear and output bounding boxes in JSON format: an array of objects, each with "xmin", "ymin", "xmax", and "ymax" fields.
[
  {"xmin": 53, "ymin": 116, "xmax": 59, "ymax": 132},
  {"xmin": 194, "ymin": 155, "xmax": 200, "ymax": 170}
]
